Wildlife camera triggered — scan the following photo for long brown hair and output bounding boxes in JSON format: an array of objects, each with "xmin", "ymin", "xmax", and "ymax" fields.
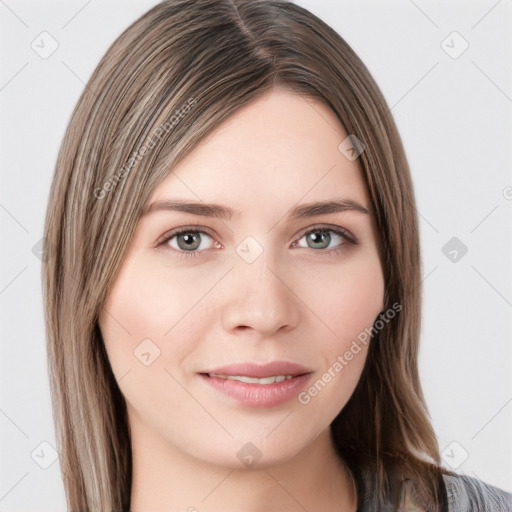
[{"xmin": 42, "ymin": 1, "xmax": 449, "ymax": 510}]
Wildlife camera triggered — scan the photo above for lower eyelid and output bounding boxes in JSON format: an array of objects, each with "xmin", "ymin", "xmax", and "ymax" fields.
[
  {"xmin": 158, "ymin": 227, "xmax": 355, "ymax": 255},
  {"xmin": 164, "ymin": 231, "xmax": 218, "ymax": 251},
  {"xmin": 294, "ymin": 228, "xmax": 355, "ymax": 248}
]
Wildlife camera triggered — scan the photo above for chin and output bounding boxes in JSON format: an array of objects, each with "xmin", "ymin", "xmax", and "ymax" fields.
[{"xmin": 183, "ymin": 429, "xmax": 321, "ymax": 471}]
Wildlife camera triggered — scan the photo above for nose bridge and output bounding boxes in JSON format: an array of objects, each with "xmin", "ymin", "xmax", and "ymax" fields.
[{"xmin": 220, "ymin": 241, "xmax": 300, "ymax": 335}]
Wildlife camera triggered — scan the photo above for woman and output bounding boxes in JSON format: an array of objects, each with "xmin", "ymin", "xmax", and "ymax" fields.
[{"xmin": 42, "ymin": 1, "xmax": 512, "ymax": 510}]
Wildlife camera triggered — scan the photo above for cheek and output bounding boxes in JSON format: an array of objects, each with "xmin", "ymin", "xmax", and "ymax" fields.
[
  {"xmin": 100, "ymin": 253, "xmax": 216, "ymax": 363},
  {"xmin": 287, "ymin": 252, "xmax": 384, "ymax": 416},
  {"xmin": 299, "ymin": 251, "xmax": 384, "ymax": 344},
  {"xmin": 98, "ymin": 256, "xmax": 213, "ymax": 432}
]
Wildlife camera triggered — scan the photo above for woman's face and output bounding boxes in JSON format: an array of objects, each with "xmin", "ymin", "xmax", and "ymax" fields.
[{"xmin": 99, "ymin": 89, "xmax": 384, "ymax": 469}]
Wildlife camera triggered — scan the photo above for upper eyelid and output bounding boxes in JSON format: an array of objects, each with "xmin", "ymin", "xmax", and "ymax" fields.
[
  {"xmin": 156, "ymin": 223, "xmax": 356, "ymax": 248},
  {"xmin": 295, "ymin": 223, "xmax": 355, "ymax": 241},
  {"xmin": 155, "ymin": 225, "xmax": 217, "ymax": 247}
]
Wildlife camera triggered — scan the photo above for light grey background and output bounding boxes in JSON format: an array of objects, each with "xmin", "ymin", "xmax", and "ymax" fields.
[{"xmin": 1, "ymin": 0, "xmax": 511, "ymax": 510}]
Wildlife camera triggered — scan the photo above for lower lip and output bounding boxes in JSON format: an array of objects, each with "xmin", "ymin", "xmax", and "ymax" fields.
[{"xmin": 200, "ymin": 373, "xmax": 311, "ymax": 408}]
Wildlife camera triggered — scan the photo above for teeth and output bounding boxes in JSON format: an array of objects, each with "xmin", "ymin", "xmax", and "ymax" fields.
[{"xmin": 209, "ymin": 373, "xmax": 294, "ymax": 384}]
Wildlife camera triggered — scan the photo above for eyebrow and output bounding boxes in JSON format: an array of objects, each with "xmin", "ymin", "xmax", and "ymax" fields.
[{"xmin": 142, "ymin": 198, "xmax": 370, "ymax": 220}]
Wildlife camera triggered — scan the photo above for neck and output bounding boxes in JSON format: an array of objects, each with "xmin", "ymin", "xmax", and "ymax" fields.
[{"xmin": 129, "ymin": 420, "xmax": 357, "ymax": 512}]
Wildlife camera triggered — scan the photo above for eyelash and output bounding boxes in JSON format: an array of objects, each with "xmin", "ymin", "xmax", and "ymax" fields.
[{"xmin": 156, "ymin": 224, "xmax": 358, "ymax": 260}]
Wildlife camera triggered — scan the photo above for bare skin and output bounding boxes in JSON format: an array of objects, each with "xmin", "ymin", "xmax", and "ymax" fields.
[{"xmin": 99, "ymin": 88, "xmax": 384, "ymax": 511}]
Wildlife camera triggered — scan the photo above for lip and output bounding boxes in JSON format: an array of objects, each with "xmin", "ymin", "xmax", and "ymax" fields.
[
  {"xmin": 204, "ymin": 361, "xmax": 311, "ymax": 378},
  {"xmin": 199, "ymin": 361, "xmax": 313, "ymax": 408}
]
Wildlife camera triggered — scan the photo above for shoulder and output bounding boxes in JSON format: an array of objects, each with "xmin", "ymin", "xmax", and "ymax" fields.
[{"xmin": 442, "ymin": 473, "xmax": 512, "ymax": 512}]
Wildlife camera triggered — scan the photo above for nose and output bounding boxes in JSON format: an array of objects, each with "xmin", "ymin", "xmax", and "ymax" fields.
[{"xmin": 220, "ymin": 255, "xmax": 301, "ymax": 338}]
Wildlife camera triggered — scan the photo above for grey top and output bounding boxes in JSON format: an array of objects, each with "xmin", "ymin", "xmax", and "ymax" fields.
[
  {"xmin": 355, "ymin": 469, "xmax": 511, "ymax": 511},
  {"xmin": 442, "ymin": 474, "xmax": 512, "ymax": 512}
]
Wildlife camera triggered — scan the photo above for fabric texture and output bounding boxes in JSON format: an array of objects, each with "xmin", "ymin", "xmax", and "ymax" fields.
[
  {"xmin": 442, "ymin": 474, "xmax": 512, "ymax": 512},
  {"xmin": 353, "ymin": 467, "xmax": 511, "ymax": 511},
  {"xmin": 394, "ymin": 474, "xmax": 512, "ymax": 512}
]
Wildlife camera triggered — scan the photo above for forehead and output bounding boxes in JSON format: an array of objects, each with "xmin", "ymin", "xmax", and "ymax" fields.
[{"xmin": 148, "ymin": 89, "xmax": 369, "ymax": 211}]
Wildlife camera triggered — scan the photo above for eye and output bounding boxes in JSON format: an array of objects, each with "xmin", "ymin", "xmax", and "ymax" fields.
[
  {"xmin": 157, "ymin": 227, "xmax": 222, "ymax": 258},
  {"xmin": 292, "ymin": 226, "xmax": 356, "ymax": 254},
  {"xmin": 156, "ymin": 224, "xmax": 357, "ymax": 259}
]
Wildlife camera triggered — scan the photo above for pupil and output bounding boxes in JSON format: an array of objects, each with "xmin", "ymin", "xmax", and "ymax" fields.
[
  {"xmin": 309, "ymin": 230, "xmax": 330, "ymax": 249},
  {"xmin": 179, "ymin": 233, "xmax": 200, "ymax": 250}
]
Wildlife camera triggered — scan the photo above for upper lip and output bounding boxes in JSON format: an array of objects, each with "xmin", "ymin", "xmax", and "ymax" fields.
[{"xmin": 202, "ymin": 361, "xmax": 312, "ymax": 378}]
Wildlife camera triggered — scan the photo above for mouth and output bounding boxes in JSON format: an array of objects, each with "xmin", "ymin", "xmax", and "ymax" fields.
[
  {"xmin": 199, "ymin": 361, "xmax": 312, "ymax": 408},
  {"xmin": 207, "ymin": 373, "xmax": 296, "ymax": 384}
]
